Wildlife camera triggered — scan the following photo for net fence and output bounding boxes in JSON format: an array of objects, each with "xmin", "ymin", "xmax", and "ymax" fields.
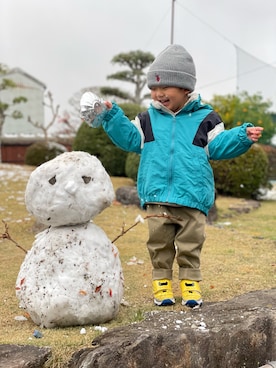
[{"xmin": 236, "ymin": 46, "xmax": 276, "ymax": 112}]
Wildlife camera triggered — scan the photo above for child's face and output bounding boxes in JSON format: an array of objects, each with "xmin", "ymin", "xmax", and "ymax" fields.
[{"xmin": 150, "ymin": 87, "xmax": 190, "ymax": 112}]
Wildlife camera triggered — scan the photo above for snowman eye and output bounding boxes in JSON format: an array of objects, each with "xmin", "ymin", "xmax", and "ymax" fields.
[
  {"xmin": 48, "ymin": 176, "xmax": 57, "ymax": 185},
  {"xmin": 82, "ymin": 176, "xmax": 91, "ymax": 184}
]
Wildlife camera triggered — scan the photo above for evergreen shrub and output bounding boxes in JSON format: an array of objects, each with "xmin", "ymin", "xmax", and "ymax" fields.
[
  {"xmin": 73, "ymin": 103, "xmax": 145, "ymax": 176},
  {"xmin": 125, "ymin": 152, "xmax": 140, "ymax": 182},
  {"xmin": 211, "ymin": 144, "xmax": 269, "ymax": 198},
  {"xmin": 261, "ymin": 144, "xmax": 276, "ymax": 180},
  {"xmin": 119, "ymin": 103, "xmax": 145, "ymax": 119},
  {"xmin": 24, "ymin": 142, "xmax": 66, "ymax": 166},
  {"xmin": 73, "ymin": 122, "xmax": 127, "ymax": 176}
]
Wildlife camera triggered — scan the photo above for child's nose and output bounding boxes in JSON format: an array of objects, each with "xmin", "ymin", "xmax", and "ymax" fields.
[{"xmin": 156, "ymin": 89, "xmax": 165, "ymax": 97}]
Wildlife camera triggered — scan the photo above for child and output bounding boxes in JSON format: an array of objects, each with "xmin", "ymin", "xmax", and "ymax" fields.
[{"xmin": 80, "ymin": 44, "xmax": 263, "ymax": 308}]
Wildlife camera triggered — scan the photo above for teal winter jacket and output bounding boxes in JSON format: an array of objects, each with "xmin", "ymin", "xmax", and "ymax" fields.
[{"xmin": 102, "ymin": 94, "xmax": 254, "ymax": 215}]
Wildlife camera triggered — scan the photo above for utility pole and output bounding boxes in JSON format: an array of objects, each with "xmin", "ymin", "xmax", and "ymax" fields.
[{"xmin": 170, "ymin": 0, "xmax": 176, "ymax": 44}]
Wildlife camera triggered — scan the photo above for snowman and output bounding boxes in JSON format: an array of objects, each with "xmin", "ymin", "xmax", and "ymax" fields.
[{"xmin": 16, "ymin": 151, "xmax": 124, "ymax": 328}]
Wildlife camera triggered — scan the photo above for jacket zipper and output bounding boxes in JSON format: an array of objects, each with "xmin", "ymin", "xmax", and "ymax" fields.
[{"xmin": 166, "ymin": 116, "xmax": 176, "ymax": 201}]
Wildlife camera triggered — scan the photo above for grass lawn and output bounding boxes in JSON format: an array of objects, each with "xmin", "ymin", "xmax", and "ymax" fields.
[{"xmin": 0, "ymin": 163, "xmax": 275, "ymax": 367}]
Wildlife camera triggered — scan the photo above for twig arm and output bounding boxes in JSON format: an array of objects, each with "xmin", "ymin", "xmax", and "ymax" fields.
[
  {"xmin": 112, "ymin": 213, "xmax": 182, "ymax": 243},
  {"xmin": 0, "ymin": 220, "xmax": 27, "ymax": 254}
]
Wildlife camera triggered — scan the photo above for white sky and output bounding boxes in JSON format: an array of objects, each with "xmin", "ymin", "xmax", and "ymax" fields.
[{"xmin": 1, "ymin": 0, "xmax": 276, "ymax": 115}]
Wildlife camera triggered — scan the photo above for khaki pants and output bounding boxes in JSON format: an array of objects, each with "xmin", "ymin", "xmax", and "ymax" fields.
[{"xmin": 146, "ymin": 204, "xmax": 206, "ymax": 281}]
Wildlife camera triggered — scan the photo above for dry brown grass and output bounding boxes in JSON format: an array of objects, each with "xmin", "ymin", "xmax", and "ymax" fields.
[{"xmin": 0, "ymin": 164, "xmax": 275, "ymax": 367}]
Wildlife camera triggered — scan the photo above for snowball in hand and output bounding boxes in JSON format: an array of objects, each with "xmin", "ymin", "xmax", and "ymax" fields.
[
  {"xmin": 25, "ymin": 151, "xmax": 115, "ymax": 226},
  {"xmin": 80, "ymin": 91, "xmax": 107, "ymax": 128}
]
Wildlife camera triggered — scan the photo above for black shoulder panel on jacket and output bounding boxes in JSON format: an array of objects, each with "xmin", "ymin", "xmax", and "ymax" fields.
[
  {"xmin": 193, "ymin": 111, "xmax": 222, "ymax": 148},
  {"xmin": 138, "ymin": 111, "xmax": 155, "ymax": 142}
]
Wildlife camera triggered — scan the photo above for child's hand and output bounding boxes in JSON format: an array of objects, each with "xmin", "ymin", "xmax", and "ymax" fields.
[
  {"xmin": 104, "ymin": 101, "xmax": 113, "ymax": 110},
  {"xmin": 246, "ymin": 127, "xmax": 263, "ymax": 142}
]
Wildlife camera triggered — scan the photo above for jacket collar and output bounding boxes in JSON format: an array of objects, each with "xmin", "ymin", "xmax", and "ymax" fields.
[{"xmin": 151, "ymin": 93, "xmax": 212, "ymax": 115}]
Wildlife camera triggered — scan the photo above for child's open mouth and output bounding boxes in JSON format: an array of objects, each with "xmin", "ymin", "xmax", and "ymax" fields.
[{"xmin": 160, "ymin": 98, "xmax": 170, "ymax": 107}]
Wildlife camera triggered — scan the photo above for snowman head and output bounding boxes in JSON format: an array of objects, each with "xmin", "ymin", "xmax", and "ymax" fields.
[{"xmin": 25, "ymin": 151, "xmax": 115, "ymax": 226}]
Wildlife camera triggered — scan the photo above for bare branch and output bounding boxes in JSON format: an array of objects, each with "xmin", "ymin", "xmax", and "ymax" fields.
[
  {"xmin": 43, "ymin": 91, "xmax": 60, "ymax": 130},
  {"xmin": 112, "ymin": 213, "xmax": 182, "ymax": 243},
  {"xmin": 0, "ymin": 220, "xmax": 27, "ymax": 254},
  {"xmin": 58, "ymin": 111, "xmax": 78, "ymax": 134},
  {"xmin": 27, "ymin": 90, "xmax": 60, "ymax": 144},
  {"xmin": 28, "ymin": 115, "xmax": 41, "ymax": 128}
]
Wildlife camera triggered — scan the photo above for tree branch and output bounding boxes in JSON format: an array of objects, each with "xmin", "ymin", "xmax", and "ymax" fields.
[
  {"xmin": 0, "ymin": 220, "xmax": 27, "ymax": 254},
  {"xmin": 112, "ymin": 213, "xmax": 182, "ymax": 243},
  {"xmin": 27, "ymin": 90, "xmax": 60, "ymax": 144}
]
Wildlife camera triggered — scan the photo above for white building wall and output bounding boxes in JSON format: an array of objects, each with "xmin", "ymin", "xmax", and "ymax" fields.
[{"xmin": 0, "ymin": 68, "xmax": 46, "ymax": 136}]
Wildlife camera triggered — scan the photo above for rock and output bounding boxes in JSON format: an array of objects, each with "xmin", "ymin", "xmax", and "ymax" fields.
[
  {"xmin": 206, "ymin": 202, "xmax": 217, "ymax": 224},
  {"xmin": 229, "ymin": 199, "xmax": 261, "ymax": 214},
  {"xmin": 115, "ymin": 186, "xmax": 140, "ymax": 207},
  {"xmin": 0, "ymin": 344, "xmax": 51, "ymax": 368},
  {"xmin": 207, "ymin": 189, "xmax": 218, "ymax": 224},
  {"xmin": 68, "ymin": 288, "xmax": 276, "ymax": 368}
]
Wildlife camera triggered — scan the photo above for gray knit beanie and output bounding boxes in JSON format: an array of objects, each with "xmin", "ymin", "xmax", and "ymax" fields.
[{"xmin": 147, "ymin": 44, "xmax": 196, "ymax": 91}]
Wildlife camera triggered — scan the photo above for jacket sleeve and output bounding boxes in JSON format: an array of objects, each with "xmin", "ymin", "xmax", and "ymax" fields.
[
  {"xmin": 102, "ymin": 103, "xmax": 143, "ymax": 153},
  {"xmin": 208, "ymin": 122, "xmax": 254, "ymax": 160}
]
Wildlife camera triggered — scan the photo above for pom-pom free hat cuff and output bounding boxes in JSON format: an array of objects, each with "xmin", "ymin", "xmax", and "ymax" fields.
[
  {"xmin": 147, "ymin": 44, "xmax": 197, "ymax": 91},
  {"xmin": 147, "ymin": 70, "xmax": 196, "ymax": 91}
]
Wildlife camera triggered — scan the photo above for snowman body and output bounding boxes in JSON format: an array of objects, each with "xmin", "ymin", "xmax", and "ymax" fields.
[{"xmin": 16, "ymin": 151, "xmax": 124, "ymax": 328}]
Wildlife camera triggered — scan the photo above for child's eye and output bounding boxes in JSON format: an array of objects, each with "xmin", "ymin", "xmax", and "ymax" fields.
[
  {"xmin": 82, "ymin": 176, "xmax": 91, "ymax": 184},
  {"xmin": 48, "ymin": 176, "xmax": 56, "ymax": 185}
]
